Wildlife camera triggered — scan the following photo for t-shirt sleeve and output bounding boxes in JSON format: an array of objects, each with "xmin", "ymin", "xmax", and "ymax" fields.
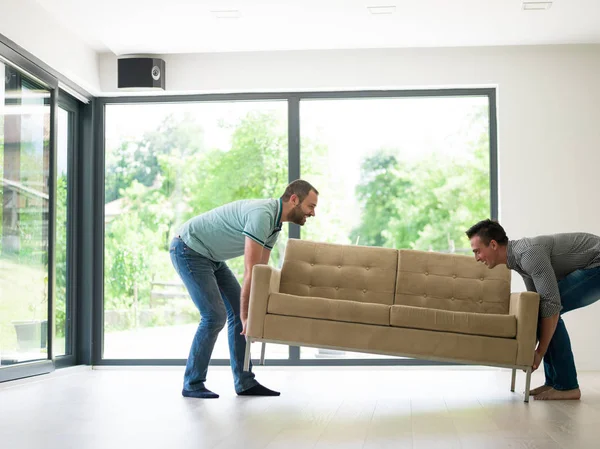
[
  {"xmin": 242, "ymin": 210, "xmax": 272, "ymax": 247},
  {"xmin": 265, "ymin": 229, "xmax": 281, "ymax": 250}
]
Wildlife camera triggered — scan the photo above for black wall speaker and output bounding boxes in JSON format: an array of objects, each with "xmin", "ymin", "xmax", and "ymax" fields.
[{"xmin": 117, "ymin": 57, "xmax": 166, "ymax": 89}]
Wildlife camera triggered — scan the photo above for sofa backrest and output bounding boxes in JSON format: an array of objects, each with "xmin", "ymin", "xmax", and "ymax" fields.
[
  {"xmin": 395, "ymin": 249, "xmax": 511, "ymax": 314},
  {"xmin": 279, "ymin": 239, "xmax": 398, "ymax": 305}
]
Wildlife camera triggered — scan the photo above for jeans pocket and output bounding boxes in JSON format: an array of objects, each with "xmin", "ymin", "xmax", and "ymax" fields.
[{"xmin": 169, "ymin": 243, "xmax": 182, "ymax": 273}]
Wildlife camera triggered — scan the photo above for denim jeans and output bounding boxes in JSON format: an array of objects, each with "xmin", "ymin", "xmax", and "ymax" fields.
[
  {"xmin": 541, "ymin": 266, "xmax": 600, "ymax": 391},
  {"xmin": 169, "ymin": 237, "xmax": 258, "ymax": 393}
]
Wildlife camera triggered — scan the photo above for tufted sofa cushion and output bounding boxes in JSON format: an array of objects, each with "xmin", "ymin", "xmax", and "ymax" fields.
[
  {"xmin": 279, "ymin": 239, "xmax": 398, "ymax": 305},
  {"xmin": 395, "ymin": 249, "xmax": 511, "ymax": 314}
]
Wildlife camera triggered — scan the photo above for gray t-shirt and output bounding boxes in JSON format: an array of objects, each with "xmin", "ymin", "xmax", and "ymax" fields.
[
  {"xmin": 178, "ymin": 198, "xmax": 283, "ymax": 261},
  {"xmin": 506, "ymin": 233, "xmax": 600, "ymax": 317}
]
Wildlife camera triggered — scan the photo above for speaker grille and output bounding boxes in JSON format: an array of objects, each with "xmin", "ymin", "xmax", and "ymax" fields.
[{"xmin": 118, "ymin": 58, "xmax": 165, "ymax": 89}]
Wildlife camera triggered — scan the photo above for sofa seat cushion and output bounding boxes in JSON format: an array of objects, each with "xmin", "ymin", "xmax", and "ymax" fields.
[
  {"xmin": 390, "ymin": 305, "xmax": 516, "ymax": 338},
  {"xmin": 267, "ymin": 293, "xmax": 390, "ymax": 326}
]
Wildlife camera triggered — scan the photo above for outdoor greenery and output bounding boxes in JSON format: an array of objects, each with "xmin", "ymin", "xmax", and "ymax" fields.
[
  {"xmin": 1, "ymin": 100, "xmax": 491, "ymax": 345},
  {"xmin": 103, "ymin": 111, "xmax": 295, "ymax": 329},
  {"xmin": 101, "ymin": 104, "xmax": 490, "ymax": 331},
  {"xmin": 350, "ymin": 110, "xmax": 490, "ymax": 252},
  {"xmin": 55, "ymin": 174, "xmax": 68, "ymax": 337}
]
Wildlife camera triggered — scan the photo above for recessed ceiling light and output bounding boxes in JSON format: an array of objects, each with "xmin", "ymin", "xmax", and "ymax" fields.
[
  {"xmin": 367, "ymin": 5, "xmax": 396, "ymax": 15},
  {"xmin": 522, "ymin": 1, "xmax": 552, "ymax": 10},
  {"xmin": 211, "ymin": 10, "xmax": 241, "ymax": 19}
]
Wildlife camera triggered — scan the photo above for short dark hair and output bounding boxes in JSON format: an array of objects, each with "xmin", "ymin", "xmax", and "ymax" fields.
[
  {"xmin": 466, "ymin": 219, "xmax": 508, "ymax": 246},
  {"xmin": 281, "ymin": 179, "xmax": 318, "ymax": 203}
]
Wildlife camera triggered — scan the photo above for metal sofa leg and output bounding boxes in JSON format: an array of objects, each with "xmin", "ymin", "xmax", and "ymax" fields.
[
  {"xmin": 524, "ymin": 367, "xmax": 532, "ymax": 403},
  {"xmin": 260, "ymin": 342, "xmax": 266, "ymax": 365},
  {"xmin": 511, "ymin": 368, "xmax": 516, "ymax": 392},
  {"xmin": 244, "ymin": 337, "xmax": 252, "ymax": 371}
]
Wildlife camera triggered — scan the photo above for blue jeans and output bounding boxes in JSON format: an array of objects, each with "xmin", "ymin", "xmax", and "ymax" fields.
[
  {"xmin": 542, "ymin": 266, "xmax": 600, "ymax": 391},
  {"xmin": 169, "ymin": 237, "xmax": 257, "ymax": 393}
]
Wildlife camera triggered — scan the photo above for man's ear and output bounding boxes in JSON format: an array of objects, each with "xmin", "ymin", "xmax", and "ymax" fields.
[
  {"xmin": 290, "ymin": 193, "xmax": 299, "ymax": 206},
  {"xmin": 490, "ymin": 240, "xmax": 498, "ymax": 250}
]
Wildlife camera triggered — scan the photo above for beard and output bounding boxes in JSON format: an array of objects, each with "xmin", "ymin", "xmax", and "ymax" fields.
[{"xmin": 287, "ymin": 203, "xmax": 308, "ymax": 226}]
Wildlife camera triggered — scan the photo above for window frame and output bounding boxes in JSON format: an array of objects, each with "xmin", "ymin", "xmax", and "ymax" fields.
[{"xmin": 95, "ymin": 89, "xmax": 497, "ymax": 366}]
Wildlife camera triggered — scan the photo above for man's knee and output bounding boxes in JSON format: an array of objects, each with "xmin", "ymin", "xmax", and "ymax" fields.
[{"xmin": 201, "ymin": 312, "xmax": 227, "ymax": 331}]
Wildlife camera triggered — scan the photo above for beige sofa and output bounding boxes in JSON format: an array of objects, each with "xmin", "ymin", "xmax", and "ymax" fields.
[{"xmin": 244, "ymin": 239, "xmax": 540, "ymax": 402}]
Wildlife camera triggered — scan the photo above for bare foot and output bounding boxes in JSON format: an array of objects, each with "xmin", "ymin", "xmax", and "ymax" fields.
[
  {"xmin": 530, "ymin": 385, "xmax": 553, "ymax": 396},
  {"xmin": 534, "ymin": 388, "xmax": 581, "ymax": 401}
]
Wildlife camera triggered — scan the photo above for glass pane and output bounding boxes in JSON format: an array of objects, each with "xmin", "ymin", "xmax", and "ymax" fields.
[
  {"xmin": 0, "ymin": 61, "xmax": 51, "ymax": 366},
  {"xmin": 55, "ymin": 107, "xmax": 69, "ymax": 356},
  {"xmin": 300, "ymin": 96, "xmax": 491, "ymax": 359},
  {"xmin": 103, "ymin": 101, "xmax": 289, "ymax": 359}
]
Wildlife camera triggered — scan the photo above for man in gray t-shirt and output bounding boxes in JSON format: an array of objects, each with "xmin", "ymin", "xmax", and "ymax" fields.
[
  {"xmin": 170, "ymin": 180, "xmax": 318, "ymax": 398},
  {"xmin": 467, "ymin": 219, "xmax": 600, "ymax": 401}
]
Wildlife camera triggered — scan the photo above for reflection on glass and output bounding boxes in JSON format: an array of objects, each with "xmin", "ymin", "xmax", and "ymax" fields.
[
  {"xmin": 103, "ymin": 102, "xmax": 289, "ymax": 359},
  {"xmin": 0, "ymin": 61, "xmax": 51, "ymax": 366},
  {"xmin": 55, "ymin": 107, "xmax": 69, "ymax": 357},
  {"xmin": 300, "ymin": 96, "xmax": 491, "ymax": 359}
]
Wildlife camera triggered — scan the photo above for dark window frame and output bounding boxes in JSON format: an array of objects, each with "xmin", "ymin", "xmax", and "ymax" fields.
[{"xmin": 96, "ymin": 89, "xmax": 497, "ymax": 366}]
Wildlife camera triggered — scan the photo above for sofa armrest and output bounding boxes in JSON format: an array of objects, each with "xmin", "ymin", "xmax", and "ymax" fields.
[
  {"xmin": 246, "ymin": 264, "xmax": 282, "ymax": 339},
  {"xmin": 509, "ymin": 292, "xmax": 540, "ymax": 366}
]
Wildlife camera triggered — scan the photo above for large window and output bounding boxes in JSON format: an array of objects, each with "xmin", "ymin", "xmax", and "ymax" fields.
[
  {"xmin": 300, "ymin": 96, "xmax": 491, "ymax": 359},
  {"xmin": 0, "ymin": 61, "xmax": 51, "ymax": 366},
  {"xmin": 103, "ymin": 101, "xmax": 289, "ymax": 359},
  {"xmin": 101, "ymin": 91, "xmax": 495, "ymax": 365}
]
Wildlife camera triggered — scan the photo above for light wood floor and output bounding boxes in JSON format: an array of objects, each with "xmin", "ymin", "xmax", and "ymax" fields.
[{"xmin": 1, "ymin": 366, "xmax": 600, "ymax": 449}]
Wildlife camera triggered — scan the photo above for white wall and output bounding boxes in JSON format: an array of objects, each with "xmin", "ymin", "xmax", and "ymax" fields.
[
  {"xmin": 100, "ymin": 44, "xmax": 600, "ymax": 370},
  {"xmin": 0, "ymin": 0, "xmax": 100, "ymax": 94}
]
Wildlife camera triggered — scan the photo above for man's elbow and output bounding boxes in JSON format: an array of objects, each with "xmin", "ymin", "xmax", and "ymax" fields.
[{"xmin": 539, "ymin": 301, "xmax": 562, "ymax": 319}]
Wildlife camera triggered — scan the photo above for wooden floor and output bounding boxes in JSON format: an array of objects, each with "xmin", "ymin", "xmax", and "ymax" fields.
[{"xmin": 1, "ymin": 366, "xmax": 600, "ymax": 449}]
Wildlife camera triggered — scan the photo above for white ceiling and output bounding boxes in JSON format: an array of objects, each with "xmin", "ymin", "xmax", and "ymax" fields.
[{"xmin": 34, "ymin": 0, "xmax": 600, "ymax": 55}]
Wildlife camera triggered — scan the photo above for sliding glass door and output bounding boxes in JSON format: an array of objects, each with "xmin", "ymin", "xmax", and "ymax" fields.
[{"xmin": 0, "ymin": 60, "xmax": 52, "ymax": 368}]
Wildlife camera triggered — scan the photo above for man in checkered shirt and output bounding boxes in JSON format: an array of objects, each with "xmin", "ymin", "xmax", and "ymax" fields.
[{"xmin": 467, "ymin": 219, "xmax": 600, "ymax": 401}]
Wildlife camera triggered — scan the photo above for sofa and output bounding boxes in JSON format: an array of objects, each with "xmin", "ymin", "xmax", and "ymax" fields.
[{"xmin": 244, "ymin": 239, "xmax": 540, "ymax": 402}]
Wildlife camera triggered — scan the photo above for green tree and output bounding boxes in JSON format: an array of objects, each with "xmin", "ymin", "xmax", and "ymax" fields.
[
  {"xmin": 351, "ymin": 107, "xmax": 490, "ymax": 253},
  {"xmin": 188, "ymin": 111, "xmax": 288, "ymax": 215},
  {"xmin": 55, "ymin": 174, "xmax": 67, "ymax": 336},
  {"xmin": 349, "ymin": 151, "xmax": 411, "ymax": 248},
  {"xmin": 104, "ymin": 210, "xmax": 156, "ymax": 312},
  {"xmin": 185, "ymin": 111, "xmax": 290, "ymax": 276},
  {"xmin": 105, "ymin": 113, "xmax": 206, "ymax": 203},
  {"xmin": 103, "ymin": 109, "xmax": 296, "ymax": 318}
]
